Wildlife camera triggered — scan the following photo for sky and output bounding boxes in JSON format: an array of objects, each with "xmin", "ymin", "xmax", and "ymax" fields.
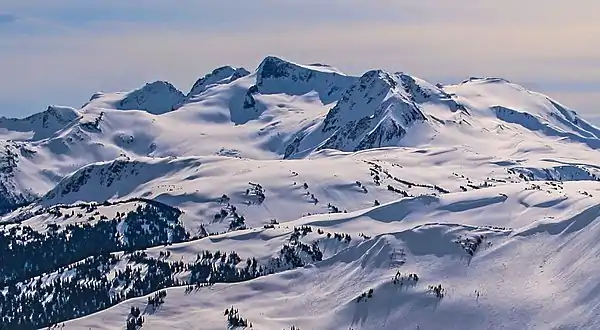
[{"xmin": 1, "ymin": 0, "xmax": 599, "ymax": 122}]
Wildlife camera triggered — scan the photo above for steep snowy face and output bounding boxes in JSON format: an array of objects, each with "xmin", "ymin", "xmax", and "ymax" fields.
[
  {"xmin": 397, "ymin": 74, "xmax": 465, "ymax": 112},
  {"xmin": 251, "ymin": 56, "xmax": 357, "ymax": 104},
  {"xmin": 283, "ymin": 70, "xmax": 435, "ymax": 158},
  {"xmin": 320, "ymin": 71, "xmax": 429, "ymax": 151},
  {"xmin": 117, "ymin": 81, "xmax": 185, "ymax": 115},
  {"xmin": 0, "ymin": 142, "xmax": 36, "ymax": 214},
  {"xmin": 187, "ymin": 66, "xmax": 250, "ymax": 98},
  {"xmin": 0, "ymin": 105, "xmax": 79, "ymax": 141}
]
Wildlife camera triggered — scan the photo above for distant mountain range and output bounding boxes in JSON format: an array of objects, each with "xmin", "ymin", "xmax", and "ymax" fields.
[{"xmin": 2, "ymin": 56, "xmax": 600, "ymax": 330}]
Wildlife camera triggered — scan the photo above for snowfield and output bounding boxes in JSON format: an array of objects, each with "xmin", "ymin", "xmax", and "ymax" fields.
[{"xmin": 2, "ymin": 56, "xmax": 600, "ymax": 330}]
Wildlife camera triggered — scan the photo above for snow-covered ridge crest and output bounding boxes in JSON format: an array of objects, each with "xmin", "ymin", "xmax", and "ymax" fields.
[
  {"xmin": 253, "ymin": 55, "xmax": 357, "ymax": 104},
  {"xmin": 445, "ymin": 76, "xmax": 600, "ymax": 147},
  {"xmin": 117, "ymin": 81, "xmax": 185, "ymax": 114},
  {"xmin": 187, "ymin": 66, "xmax": 250, "ymax": 98},
  {"xmin": 41, "ymin": 156, "xmax": 203, "ymax": 205},
  {"xmin": 84, "ymin": 81, "xmax": 186, "ymax": 115},
  {"xmin": 0, "ymin": 105, "xmax": 80, "ymax": 141}
]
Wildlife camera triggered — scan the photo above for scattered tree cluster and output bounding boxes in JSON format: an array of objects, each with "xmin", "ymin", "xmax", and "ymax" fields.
[
  {"xmin": 359, "ymin": 233, "xmax": 371, "ymax": 239},
  {"xmin": 214, "ymin": 203, "xmax": 247, "ymax": 232},
  {"xmin": 12, "ymin": 197, "xmax": 179, "ymax": 226},
  {"xmin": 454, "ymin": 234, "xmax": 487, "ymax": 256},
  {"xmin": 367, "ymin": 161, "xmax": 384, "ymax": 186},
  {"xmin": 263, "ymin": 219, "xmax": 279, "ymax": 229},
  {"xmin": 428, "ymin": 284, "xmax": 445, "ymax": 299},
  {"xmin": 228, "ymin": 213, "xmax": 247, "ymax": 232},
  {"xmin": 355, "ymin": 181, "xmax": 368, "ymax": 193},
  {"xmin": 277, "ymin": 241, "xmax": 323, "ymax": 268},
  {"xmin": 126, "ymin": 306, "xmax": 144, "ymax": 330},
  {"xmin": 188, "ymin": 250, "xmax": 265, "ymax": 285},
  {"xmin": 225, "ymin": 306, "xmax": 251, "ymax": 328},
  {"xmin": 268, "ymin": 225, "xmax": 354, "ymax": 271},
  {"xmin": 326, "ymin": 232, "xmax": 352, "ymax": 243},
  {"xmin": 245, "ymin": 182, "xmax": 265, "ymax": 204},
  {"xmin": 221, "ymin": 194, "xmax": 230, "ymax": 203},
  {"xmin": 271, "ymin": 226, "xmax": 327, "ymax": 269},
  {"xmin": 309, "ymin": 193, "xmax": 319, "ymax": 204},
  {"xmin": 290, "ymin": 225, "xmax": 313, "ymax": 242},
  {"xmin": 298, "ymin": 182, "xmax": 319, "ymax": 205},
  {"xmin": 293, "ymin": 225, "xmax": 351, "ymax": 244},
  {"xmin": 356, "ymin": 288, "xmax": 374, "ymax": 303},
  {"xmin": 327, "ymin": 202, "xmax": 341, "ymax": 213},
  {"xmin": 147, "ymin": 290, "xmax": 167, "ymax": 308},
  {"xmin": 366, "ymin": 161, "xmax": 449, "ymax": 196},
  {"xmin": 392, "ymin": 271, "xmax": 419, "ymax": 286},
  {"xmin": 387, "ymin": 185, "xmax": 409, "ymax": 197}
]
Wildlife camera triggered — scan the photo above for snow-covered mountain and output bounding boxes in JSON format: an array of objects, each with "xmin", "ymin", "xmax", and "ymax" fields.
[
  {"xmin": 186, "ymin": 65, "xmax": 250, "ymax": 98},
  {"xmin": 0, "ymin": 105, "xmax": 80, "ymax": 141},
  {"xmin": 97, "ymin": 80, "xmax": 186, "ymax": 115},
  {"xmin": 3, "ymin": 56, "xmax": 600, "ymax": 330}
]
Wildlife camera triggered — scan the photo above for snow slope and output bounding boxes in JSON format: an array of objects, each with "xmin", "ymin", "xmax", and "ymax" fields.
[
  {"xmin": 3, "ymin": 56, "xmax": 600, "ymax": 329},
  {"xmin": 61, "ymin": 181, "xmax": 600, "ymax": 330}
]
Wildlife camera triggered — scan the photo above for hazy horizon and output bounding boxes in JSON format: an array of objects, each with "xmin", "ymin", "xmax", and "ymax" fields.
[{"xmin": 1, "ymin": 1, "xmax": 599, "ymax": 122}]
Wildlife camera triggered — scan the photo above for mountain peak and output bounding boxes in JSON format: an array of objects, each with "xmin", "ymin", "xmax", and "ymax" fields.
[
  {"xmin": 360, "ymin": 69, "xmax": 399, "ymax": 87},
  {"xmin": 283, "ymin": 70, "xmax": 431, "ymax": 158},
  {"xmin": 187, "ymin": 66, "xmax": 250, "ymax": 98},
  {"xmin": 117, "ymin": 81, "xmax": 185, "ymax": 115},
  {"xmin": 0, "ymin": 105, "xmax": 79, "ymax": 141},
  {"xmin": 256, "ymin": 56, "xmax": 346, "ymax": 82},
  {"xmin": 255, "ymin": 55, "xmax": 306, "ymax": 85},
  {"xmin": 322, "ymin": 70, "xmax": 426, "ymax": 135},
  {"xmin": 253, "ymin": 55, "xmax": 355, "ymax": 104}
]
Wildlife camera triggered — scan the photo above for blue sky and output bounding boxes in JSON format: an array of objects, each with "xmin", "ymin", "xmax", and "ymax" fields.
[{"xmin": 1, "ymin": 1, "xmax": 599, "ymax": 122}]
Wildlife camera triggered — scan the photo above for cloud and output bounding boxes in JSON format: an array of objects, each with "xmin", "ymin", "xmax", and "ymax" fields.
[
  {"xmin": 2, "ymin": 19, "xmax": 599, "ymax": 88},
  {"xmin": 0, "ymin": 0, "xmax": 599, "ymax": 119},
  {"xmin": 0, "ymin": 13, "xmax": 17, "ymax": 24}
]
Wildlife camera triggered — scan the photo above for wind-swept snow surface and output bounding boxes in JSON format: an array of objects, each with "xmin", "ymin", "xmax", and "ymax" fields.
[{"xmin": 3, "ymin": 56, "xmax": 600, "ymax": 330}]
